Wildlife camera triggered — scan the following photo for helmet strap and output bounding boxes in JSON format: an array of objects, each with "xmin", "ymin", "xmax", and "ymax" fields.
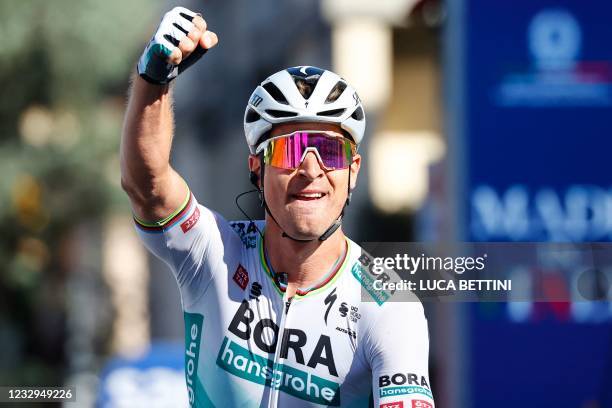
[{"xmin": 259, "ymin": 153, "xmax": 350, "ymax": 243}]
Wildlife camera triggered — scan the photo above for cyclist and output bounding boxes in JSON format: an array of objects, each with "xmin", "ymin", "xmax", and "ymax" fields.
[{"xmin": 121, "ymin": 7, "xmax": 435, "ymax": 408}]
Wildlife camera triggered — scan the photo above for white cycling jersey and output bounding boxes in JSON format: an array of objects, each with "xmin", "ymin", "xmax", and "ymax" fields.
[{"xmin": 135, "ymin": 190, "xmax": 435, "ymax": 408}]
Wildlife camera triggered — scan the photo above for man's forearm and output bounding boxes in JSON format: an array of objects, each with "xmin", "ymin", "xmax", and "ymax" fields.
[
  {"xmin": 120, "ymin": 7, "xmax": 217, "ymax": 221},
  {"xmin": 120, "ymin": 74, "xmax": 186, "ymax": 219}
]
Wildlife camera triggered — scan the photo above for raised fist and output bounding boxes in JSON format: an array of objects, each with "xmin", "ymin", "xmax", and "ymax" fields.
[{"xmin": 137, "ymin": 6, "xmax": 218, "ymax": 85}]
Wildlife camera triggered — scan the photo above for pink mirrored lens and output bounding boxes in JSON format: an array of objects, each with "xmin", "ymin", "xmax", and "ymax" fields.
[{"xmin": 264, "ymin": 132, "xmax": 354, "ymax": 170}]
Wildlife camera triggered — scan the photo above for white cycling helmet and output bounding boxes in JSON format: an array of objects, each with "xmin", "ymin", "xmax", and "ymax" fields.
[{"xmin": 244, "ymin": 66, "xmax": 366, "ymax": 154}]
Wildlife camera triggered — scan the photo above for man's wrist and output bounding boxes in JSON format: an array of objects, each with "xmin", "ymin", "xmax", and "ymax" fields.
[{"xmin": 132, "ymin": 71, "xmax": 172, "ymax": 100}]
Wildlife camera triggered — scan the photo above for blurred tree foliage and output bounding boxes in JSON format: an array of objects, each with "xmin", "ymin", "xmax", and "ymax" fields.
[{"xmin": 0, "ymin": 0, "xmax": 157, "ymax": 383}]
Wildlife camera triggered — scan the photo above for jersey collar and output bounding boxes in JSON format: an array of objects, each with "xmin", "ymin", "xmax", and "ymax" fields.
[{"xmin": 258, "ymin": 234, "xmax": 350, "ymax": 299}]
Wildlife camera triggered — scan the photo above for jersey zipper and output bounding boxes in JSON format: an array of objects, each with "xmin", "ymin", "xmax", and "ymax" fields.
[{"xmin": 268, "ymin": 290, "xmax": 292, "ymax": 408}]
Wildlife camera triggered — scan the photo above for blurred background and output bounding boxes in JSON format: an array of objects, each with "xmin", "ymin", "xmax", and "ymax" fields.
[{"xmin": 0, "ymin": 0, "xmax": 611, "ymax": 407}]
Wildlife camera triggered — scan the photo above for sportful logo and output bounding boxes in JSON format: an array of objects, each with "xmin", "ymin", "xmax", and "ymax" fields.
[
  {"xmin": 339, "ymin": 302, "xmax": 348, "ymax": 317},
  {"xmin": 249, "ymin": 281, "xmax": 262, "ymax": 301}
]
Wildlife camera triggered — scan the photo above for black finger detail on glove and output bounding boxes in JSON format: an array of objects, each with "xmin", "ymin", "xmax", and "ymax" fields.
[
  {"xmin": 178, "ymin": 46, "xmax": 208, "ymax": 75},
  {"xmin": 173, "ymin": 22, "xmax": 189, "ymax": 35},
  {"xmin": 163, "ymin": 34, "xmax": 180, "ymax": 47},
  {"xmin": 179, "ymin": 12, "xmax": 196, "ymax": 22}
]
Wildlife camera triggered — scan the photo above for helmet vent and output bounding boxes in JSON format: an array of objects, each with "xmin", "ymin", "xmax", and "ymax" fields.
[
  {"xmin": 325, "ymin": 81, "xmax": 347, "ymax": 104},
  {"xmin": 245, "ymin": 109, "xmax": 261, "ymax": 123},
  {"xmin": 262, "ymin": 82, "xmax": 288, "ymax": 105},
  {"xmin": 317, "ymin": 108, "xmax": 345, "ymax": 117},
  {"xmin": 292, "ymin": 76, "xmax": 322, "ymax": 100},
  {"xmin": 265, "ymin": 109, "xmax": 298, "ymax": 118},
  {"xmin": 351, "ymin": 107, "xmax": 364, "ymax": 121}
]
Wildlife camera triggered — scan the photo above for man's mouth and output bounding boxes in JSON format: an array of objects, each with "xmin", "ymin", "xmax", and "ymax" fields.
[{"xmin": 292, "ymin": 191, "xmax": 326, "ymax": 201}]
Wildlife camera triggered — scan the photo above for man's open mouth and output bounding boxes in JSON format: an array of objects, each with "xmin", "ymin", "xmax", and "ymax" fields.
[{"xmin": 292, "ymin": 192, "xmax": 326, "ymax": 201}]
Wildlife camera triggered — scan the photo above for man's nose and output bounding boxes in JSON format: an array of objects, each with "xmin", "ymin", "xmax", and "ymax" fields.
[{"xmin": 297, "ymin": 151, "xmax": 324, "ymax": 179}]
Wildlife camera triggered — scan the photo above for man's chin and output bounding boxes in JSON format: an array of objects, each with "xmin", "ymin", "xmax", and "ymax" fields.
[{"xmin": 285, "ymin": 223, "xmax": 330, "ymax": 241}]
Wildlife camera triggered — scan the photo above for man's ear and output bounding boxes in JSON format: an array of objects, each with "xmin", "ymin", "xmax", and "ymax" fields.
[
  {"xmin": 349, "ymin": 154, "xmax": 361, "ymax": 190},
  {"xmin": 248, "ymin": 154, "xmax": 261, "ymax": 188}
]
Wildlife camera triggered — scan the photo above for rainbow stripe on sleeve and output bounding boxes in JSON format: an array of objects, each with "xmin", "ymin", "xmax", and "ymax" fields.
[{"xmin": 133, "ymin": 190, "xmax": 193, "ymax": 233}]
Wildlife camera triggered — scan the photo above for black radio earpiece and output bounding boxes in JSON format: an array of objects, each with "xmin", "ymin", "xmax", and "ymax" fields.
[
  {"xmin": 249, "ymin": 171, "xmax": 260, "ymax": 190},
  {"xmin": 249, "ymin": 170, "xmax": 264, "ymax": 206}
]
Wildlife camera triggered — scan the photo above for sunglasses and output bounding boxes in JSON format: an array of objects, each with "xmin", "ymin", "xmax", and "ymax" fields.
[{"xmin": 256, "ymin": 131, "xmax": 356, "ymax": 170}]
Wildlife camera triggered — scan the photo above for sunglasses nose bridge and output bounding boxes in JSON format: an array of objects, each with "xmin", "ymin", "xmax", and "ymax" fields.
[{"xmin": 298, "ymin": 149, "xmax": 326, "ymax": 174}]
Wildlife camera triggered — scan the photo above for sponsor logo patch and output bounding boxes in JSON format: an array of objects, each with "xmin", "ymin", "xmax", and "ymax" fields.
[
  {"xmin": 323, "ymin": 288, "xmax": 337, "ymax": 324},
  {"xmin": 181, "ymin": 207, "xmax": 200, "ymax": 233},
  {"xmin": 339, "ymin": 302, "xmax": 348, "ymax": 317},
  {"xmin": 216, "ymin": 337, "xmax": 340, "ymax": 405},
  {"xmin": 230, "ymin": 221, "xmax": 258, "ymax": 248},
  {"xmin": 379, "ymin": 386, "xmax": 433, "ymax": 400},
  {"xmin": 381, "ymin": 402, "xmax": 404, "ymax": 408},
  {"xmin": 412, "ymin": 400, "xmax": 432, "ymax": 408},
  {"xmin": 249, "ymin": 281, "xmax": 262, "ymax": 301},
  {"xmin": 233, "ymin": 264, "xmax": 249, "ymax": 290},
  {"xmin": 351, "ymin": 261, "xmax": 390, "ymax": 305},
  {"xmin": 183, "ymin": 312, "xmax": 204, "ymax": 406},
  {"xmin": 335, "ymin": 326, "xmax": 356, "ymax": 339}
]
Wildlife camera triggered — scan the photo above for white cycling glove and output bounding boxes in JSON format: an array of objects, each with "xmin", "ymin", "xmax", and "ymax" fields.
[{"xmin": 137, "ymin": 7, "xmax": 207, "ymax": 85}]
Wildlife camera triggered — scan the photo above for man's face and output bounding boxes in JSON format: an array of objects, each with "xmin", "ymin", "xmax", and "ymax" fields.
[{"xmin": 249, "ymin": 122, "xmax": 361, "ymax": 240}]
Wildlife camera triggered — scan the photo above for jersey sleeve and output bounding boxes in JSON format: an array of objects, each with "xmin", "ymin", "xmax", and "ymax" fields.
[
  {"xmin": 134, "ymin": 189, "xmax": 235, "ymax": 307},
  {"xmin": 366, "ymin": 301, "xmax": 435, "ymax": 408}
]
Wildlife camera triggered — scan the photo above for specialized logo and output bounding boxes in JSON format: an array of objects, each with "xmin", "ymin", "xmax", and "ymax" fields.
[
  {"xmin": 288, "ymin": 65, "xmax": 324, "ymax": 78},
  {"xmin": 380, "ymin": 402, "xmax": 404, "ymax": 408},
  {"xmin": 353, "ymin": 92, "xmax": 361, "ymax": 106},
  {"xmin": 233, "ymin": 264, "xmax": 249, "ymax": 290},
  {"xmin": 379, "ymin": 373, "xmax": 432, "ymax": 400},
  {"xmin": 324, "ymin": 288, "xmax": 338, "ymax": 324},
  {"xmin": 251, "ymin": 93, "xmax": 263, "ymax": 107},
  {"xmin": 412, "ymin": 400, "xmax": 433, "ymax": 408},
  {"xmin": 181, "ymin": 206, "xmax": 200, "ymax": 233}
]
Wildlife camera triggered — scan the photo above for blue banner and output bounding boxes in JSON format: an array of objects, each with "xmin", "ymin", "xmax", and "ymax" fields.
[{"xmin": 453, "ymin": 1, "xmax": 612, "ymax": 407}]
